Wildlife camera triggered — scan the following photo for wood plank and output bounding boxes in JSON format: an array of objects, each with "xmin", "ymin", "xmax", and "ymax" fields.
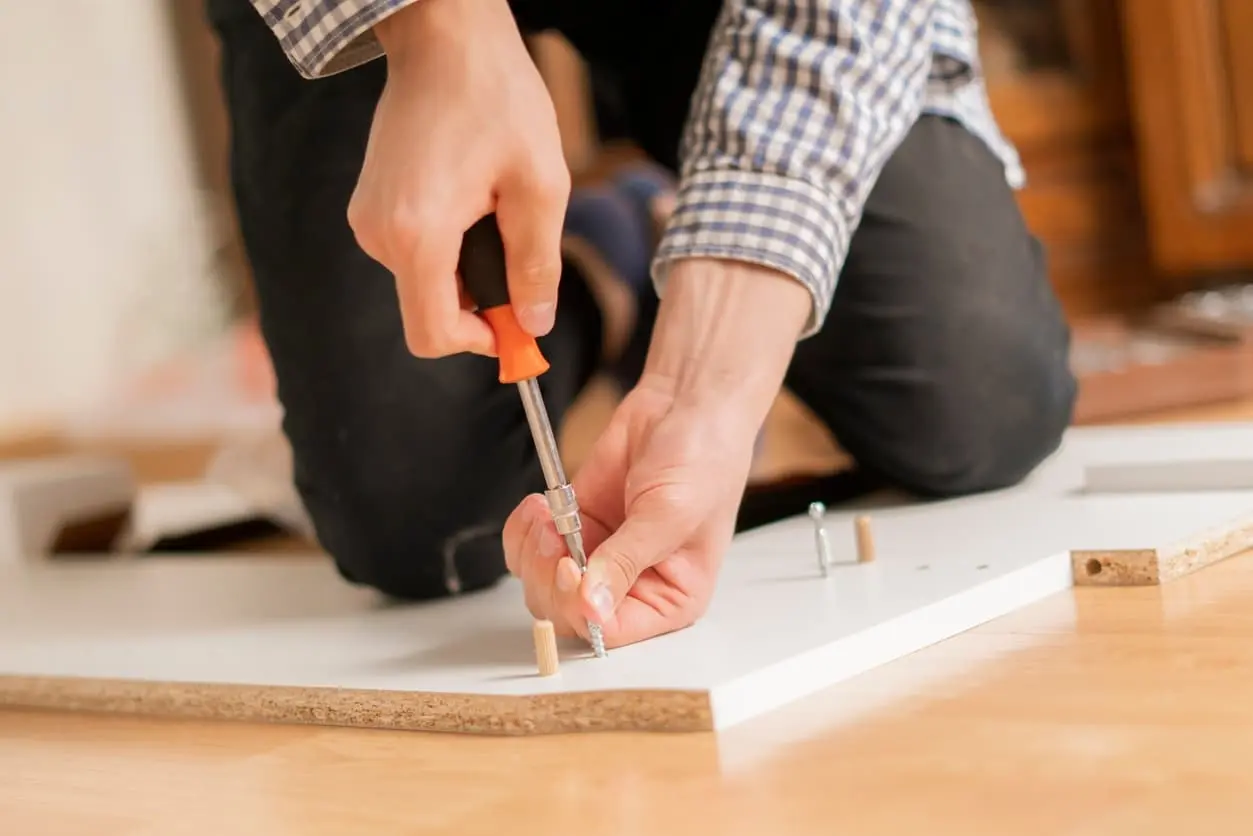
[
  {"xmin": 9, "ymin": 410, "xmax": 1253, "ymax": 833},
  {"xmin": 8, "ymin": 555, "xmax": 1253, "ymax": 834},
  {"xmin": 4, "ymin": 424, "xmax": 1253, "ymax": 734}
]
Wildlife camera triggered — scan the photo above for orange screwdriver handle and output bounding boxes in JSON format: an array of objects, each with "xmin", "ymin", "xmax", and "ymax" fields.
[{"xmin": 458, "ymin": 214, "xmax": 551, "ymax": 384}]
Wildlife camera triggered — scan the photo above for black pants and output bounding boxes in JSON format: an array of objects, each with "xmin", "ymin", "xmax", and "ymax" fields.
[{"xmin": 206, "ymin": 0, "xmax": 1076, "ymax": 600}]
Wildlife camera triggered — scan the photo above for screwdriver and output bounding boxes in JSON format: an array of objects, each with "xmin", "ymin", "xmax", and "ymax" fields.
[{"xmin": 458, "ymin": 213, "xmax": 607, "ymax": 659}]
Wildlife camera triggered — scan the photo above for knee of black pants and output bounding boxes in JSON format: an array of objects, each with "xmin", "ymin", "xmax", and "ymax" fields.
[
  {"xmin": 289, "ymin": 315, "xmax": 598, "ymax": 603},
  {"xmin": 296, "ymin": 483, "xmax": 493, "ymax": 603},
  {"xmin": 789, "ymin": 116, "xmax": 1080, "ymax": 499},
  {"xmin": 794, "ymin": 238, "xmax": 1077, "ymax": 500},
  {"xmin": 877, "ymin": 263, "xmax": 1074, "ymax": 497},
  {"xmin": 303, "ymin": 486, "xmax": 510, "ymax": 603},
  {"xmin": 277, "ymin": 289, "xmax": 600, "ymax": 603},
  {"xmin": 289, "ymin": 394, "xmax": 536, "ymax": 602},
  {"xmin": 893, "ymin": 311, "xmax": 1077, "ymax": 498}
]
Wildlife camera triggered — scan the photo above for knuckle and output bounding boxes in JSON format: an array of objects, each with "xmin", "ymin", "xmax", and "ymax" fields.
[
  {"xmin": 403, "ymin": 330, "xmax": 436, "ymax": 358},
  {"xmin": 346, "ymin": 199, "xmax": 381, "ymax": 255},
  {"xmin": 413, "ymin": 297, "xmax": 453, "ymax": 343},
  {"xmin": 387, "ymin": 208, "xmax": 424, "ymax": 252},
  {"xmin": 514, "ymin": 148, "xmax": 569, "ymax": 206},
  {"xmin": 389, "ymin": 202, "xmax": 444, "ymax": 255},
  {"xmin": 533, "ymin": 162, "xmax": 571, "ymax": 205},
  {"xmin": 345, "ymin": 184, "xmax": 371, "ymax": 227},
  {"xmin": 400, "ymin": 316, "xmax": 445, "ymax": 358},
  {"xmin": 603, "ymin": 548, "xmax": 642, "ymax": 588},
  {"xmin": 345, "ymin": 196, "xmax": 366, "ymax": 233},
  {"xmin": 418, "ymin": 312, "xmax": 452, "ymax": 353}
]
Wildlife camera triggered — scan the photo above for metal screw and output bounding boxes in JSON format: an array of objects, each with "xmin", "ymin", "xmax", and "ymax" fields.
[{"xmin": 808, "ymin": 501, "xmax": 832, "ymax": 576}]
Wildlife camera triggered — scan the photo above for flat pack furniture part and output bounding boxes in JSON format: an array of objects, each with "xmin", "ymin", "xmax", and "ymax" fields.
[
  {"xmin": 118, "ymin": 480, "xmax": 304, "ymax": 552},
  {"xmin": 0, "ymin": 453, "xmax": 309, "ymax": 560},
  {"xmin": 1, "ymin": 423, "xmax": 1253, "ymax": 735},
  {"xmin": 1076, "ymin": 450, "xmax": 1253, "ymax": 585},
  {"xmin": 0, "ymin": 456, "xmax": 136, "ymax": 563}
]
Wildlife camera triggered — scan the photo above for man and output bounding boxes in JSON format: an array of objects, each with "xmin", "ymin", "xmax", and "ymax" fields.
[{"xmin": 207, "ymin": 0, "xmax": 1076, "ymax": 649}]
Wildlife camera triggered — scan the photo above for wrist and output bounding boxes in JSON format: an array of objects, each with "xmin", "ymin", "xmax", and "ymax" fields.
[
  {"xmin": 640, "ymin": 258, "xmax": 811, "ymax": 426},
  {"xmin": 375, "ymin": 0, "xmax": 512, "ymax": 62}
]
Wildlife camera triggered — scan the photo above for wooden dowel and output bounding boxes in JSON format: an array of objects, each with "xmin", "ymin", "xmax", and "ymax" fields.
[
  {"xmin": 854, "ymin": 515, "xmax": 875, "ymax": 563},
  {"xmin": 533, "ymin": 619, "xmax": 560, "ymax": 676}
]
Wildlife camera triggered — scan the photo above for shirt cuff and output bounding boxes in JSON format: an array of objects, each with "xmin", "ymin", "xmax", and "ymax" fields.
[
  {"xmin": 256, "ymin": 0, "xmax": 423, "ymax": 79},
  {"xmin": 651, "ymin": 168, "xmax": 848, "ymax": 339}
]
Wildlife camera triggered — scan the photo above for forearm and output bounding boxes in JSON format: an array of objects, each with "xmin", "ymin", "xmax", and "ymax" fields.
[
  {"xmin": 248, "ymin": 0, "xmax": 426, "ymax": 78},
  {"xmin": 652, "ymin": 0, "xmax": 938, "ymax": 337},
  {"xmin": 643, "ymin": 259, "xmax": 811, "ymax": 432}
]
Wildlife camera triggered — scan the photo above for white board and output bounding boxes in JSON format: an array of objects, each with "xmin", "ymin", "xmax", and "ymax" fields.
[
  {"xmin": 0, "ymin": 455, "xmax": 135, "ymax": 562},
  {"xmin": 0, "ymin": 422, "xmax": 1252, "ymax": 733}
]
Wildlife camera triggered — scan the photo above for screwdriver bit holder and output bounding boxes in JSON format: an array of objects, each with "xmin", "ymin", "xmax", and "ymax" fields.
[{"xmin": 459, "ymin": 214, "xmax": 606, "ymax": 658}]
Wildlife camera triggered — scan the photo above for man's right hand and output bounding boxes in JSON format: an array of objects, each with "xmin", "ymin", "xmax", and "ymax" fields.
[{"xmin": 348, "ymin": 0, "xmax": 570, "ymax": 358}]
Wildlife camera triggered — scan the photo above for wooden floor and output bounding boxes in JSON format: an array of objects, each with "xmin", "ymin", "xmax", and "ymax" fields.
[{"xmin": 5, "ymin": 397, "xmax": 1253, "ymax": 834}]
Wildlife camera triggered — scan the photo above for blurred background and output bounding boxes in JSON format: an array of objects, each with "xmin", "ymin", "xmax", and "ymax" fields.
[{"xmin": 2, "ymin": 0, "xmax": 1252, "ymax": 549}]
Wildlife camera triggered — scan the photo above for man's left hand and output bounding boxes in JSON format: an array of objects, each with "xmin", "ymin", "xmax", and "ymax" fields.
[
  {"xmin": 502, "ymin": 258, "xmax": 813, "ymax": 647},
  {"xmin": 502, "ymin": 380, "xmax": 755, "ymax": 646}
]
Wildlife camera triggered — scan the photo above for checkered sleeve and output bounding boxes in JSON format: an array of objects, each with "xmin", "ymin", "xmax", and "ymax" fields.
[
  {"xmin": 249, "ymin": 0, "xmax": 424, "ymax": 78},
  {"xmin": 652, "ymin": 0, "xmax": 938, "ymax": 337}
]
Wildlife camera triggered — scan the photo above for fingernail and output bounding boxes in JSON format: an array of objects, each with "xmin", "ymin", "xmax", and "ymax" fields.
[
  {"xmin": 587, "ymin": 584, "xmax": 614, "ymax": 621},
  {"xmin": 519, "ymin": 302, "xmax": 556, "ymax": 336},
  {"xmin": 538, "ymin": 525, "xmax": 564, "ymax": 560},
  {"xmin": 584, "ymin": 560, "xmax": 609, "ymax": 588}
]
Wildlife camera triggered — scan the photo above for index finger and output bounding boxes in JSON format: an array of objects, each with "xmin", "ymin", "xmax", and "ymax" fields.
[{"xmin": 394, "ymin": 219, "xmax": 496, "ymax": 357}]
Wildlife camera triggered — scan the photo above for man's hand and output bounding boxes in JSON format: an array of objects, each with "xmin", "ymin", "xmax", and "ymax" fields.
[
  {"xmin": 348, "ymin": 0, "xmax": 570, "ymax": 357},
  {"xmin": 502, "ymin": 260, "xmax": 813, "ymax": 647},
  {"xmin": 504, "ymin": 384, "xmax": 753, "ymax": 644}
]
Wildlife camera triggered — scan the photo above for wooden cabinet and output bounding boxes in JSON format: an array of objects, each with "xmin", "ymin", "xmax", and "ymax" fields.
[
  {"xmin": 1120, "ymin": 0, "xmax": 1253, "ymax": 278},
  {"xmin": 977, "ymin": 0, "xmax": 1154, "ymax": 318},
  {"xmin": 977, "ymin": 0, "xmax": 1253, "ymax": 318}
]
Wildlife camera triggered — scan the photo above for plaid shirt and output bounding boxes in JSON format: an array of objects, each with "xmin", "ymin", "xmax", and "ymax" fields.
[{"xmin": 252, "ymin": 0, "xmax": 1021, "ymax": 336}]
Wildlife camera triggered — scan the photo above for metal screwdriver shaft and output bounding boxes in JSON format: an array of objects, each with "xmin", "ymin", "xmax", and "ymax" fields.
[
  {"xmin": 458, "ymin": 214, "xmax": 606, "ymax": 658},
  {"xmin": 517, "ymin": 378, "xmax": 606, "ymax": 657}
]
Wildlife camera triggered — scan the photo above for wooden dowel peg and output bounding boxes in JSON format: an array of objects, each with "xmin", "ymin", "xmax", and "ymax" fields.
[
  {"xmin": 533, "ymin": 619, "xmax": 560, "ymax": 676},
  {"xmin": 854, "ymin": 515, "xmax": 875, "ymax": 563}
]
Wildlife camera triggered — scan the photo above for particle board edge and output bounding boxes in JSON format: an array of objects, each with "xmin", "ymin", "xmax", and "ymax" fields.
[
  {"xmin": 1071, "ymin": 511, "xmax": 1253, "ymax": 586},
  {"xmin": 0, "ymin": 675, "xmax": 713, "ymax": 735}
]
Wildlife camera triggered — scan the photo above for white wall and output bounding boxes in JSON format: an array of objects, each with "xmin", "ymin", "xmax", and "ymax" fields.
[{"xmin": 0, "ymin": 2, "xmax": 230, "ymax": 431}]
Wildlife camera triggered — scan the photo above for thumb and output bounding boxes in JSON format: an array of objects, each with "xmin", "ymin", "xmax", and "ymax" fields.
[
  {"xmin": 495, "ymin": 167, "xmax": 569, "ymax": 337},
  {"xmin": 579, "ymin": 486, "xmax": 698, "ymax": 624}
]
